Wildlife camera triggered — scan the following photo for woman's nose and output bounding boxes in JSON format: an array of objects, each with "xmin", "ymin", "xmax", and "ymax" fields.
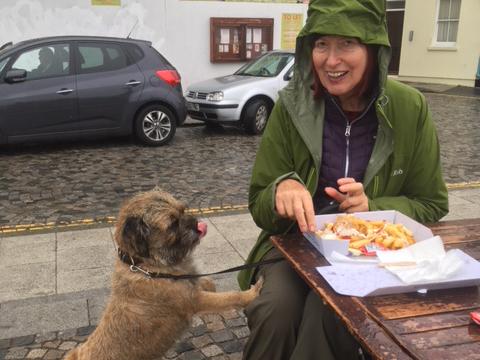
[{"xmin": 325, "ymin": 49, "xmax": 342, "ymax": 67}]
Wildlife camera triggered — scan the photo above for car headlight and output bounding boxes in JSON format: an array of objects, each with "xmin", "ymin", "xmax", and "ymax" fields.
[{"xmin": 206, "ymin": 91, "xmax": 224, "ymax": 102}]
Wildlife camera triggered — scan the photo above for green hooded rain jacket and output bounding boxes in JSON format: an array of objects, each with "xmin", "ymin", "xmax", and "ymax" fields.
[{"xmin": 238, "ymin": 0, "xmax": 448, "ymax": 290}]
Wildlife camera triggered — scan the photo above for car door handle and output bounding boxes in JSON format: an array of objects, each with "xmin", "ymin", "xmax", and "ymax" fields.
[
  {"xmin": 56, "ymin": 88, "xmax": 74, "ymax": 95},
  {"xmin": 125, "ymin": 80, "xmax": 142, "ymax": 86}
]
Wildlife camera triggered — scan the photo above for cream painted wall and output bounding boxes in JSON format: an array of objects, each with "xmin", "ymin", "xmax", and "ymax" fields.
[
  {"xmin": 0, "ymin": 0, "xmax": 307, "ymax": 89},
  {"xmin": 398, "ymin": 0, "xmax": 480, "ymax": 86}
]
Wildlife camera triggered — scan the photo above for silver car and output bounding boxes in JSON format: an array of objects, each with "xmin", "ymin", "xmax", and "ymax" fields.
[{"xmin": 185, "ymin": 50, "xmax": 294, "ymax": 134}]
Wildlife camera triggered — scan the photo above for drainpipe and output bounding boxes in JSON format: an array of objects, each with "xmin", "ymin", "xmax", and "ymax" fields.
[{"xmin": 476, "ymin": 57, "xmax": 480, "ymax": 88}]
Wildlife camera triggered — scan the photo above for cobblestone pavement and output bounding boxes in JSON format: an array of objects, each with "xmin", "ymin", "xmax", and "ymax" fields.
[
  {"xmin": 0, "ymin": 92, "xmax": 479, "ymax": 227},
  {"xmin": 0, "ymin": 310, "xmax": 249, "ymax": 360}
]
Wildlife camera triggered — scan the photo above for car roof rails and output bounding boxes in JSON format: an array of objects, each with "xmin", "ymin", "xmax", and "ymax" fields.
[{"xmin": 0, "ymin": 42, "xmax": 13, "ymax": 51}]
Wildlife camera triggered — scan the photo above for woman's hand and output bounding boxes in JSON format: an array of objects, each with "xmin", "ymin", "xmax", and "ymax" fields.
[
  {"xmin": 325, "ymin": 178, "xmax": 369, "ymax": 213},
  {"xmin": 275, "ymin": 179, "xmax": 316, "ymax": 233}
]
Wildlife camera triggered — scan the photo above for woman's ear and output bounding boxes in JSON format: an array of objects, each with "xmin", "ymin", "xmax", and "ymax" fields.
[{"xmin": 121, "ymin": 216, "xmax": 151, "ymax": 258}]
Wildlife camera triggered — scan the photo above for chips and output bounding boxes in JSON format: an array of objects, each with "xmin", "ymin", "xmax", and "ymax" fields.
[{"xmin": 314, "ymin": 214, "xmax": 415, "ymax": 255}]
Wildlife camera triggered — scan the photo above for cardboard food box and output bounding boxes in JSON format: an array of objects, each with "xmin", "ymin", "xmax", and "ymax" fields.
[
  {"xmin": 303, "ymin": 210, "xmax": 434, "ymax": 258},
  {"xmin": 303, "ymin": 210, "xmax": 480, "ymax": 297}
]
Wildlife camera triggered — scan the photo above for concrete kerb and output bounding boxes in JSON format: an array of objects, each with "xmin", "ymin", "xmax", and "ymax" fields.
[
  {"xmin": 0, "ymin": 204, "xmax": 250, "ymax": 237},
  {"xmin": 1, "ymin": 182, "xmax": 479, "ymax": 237}
]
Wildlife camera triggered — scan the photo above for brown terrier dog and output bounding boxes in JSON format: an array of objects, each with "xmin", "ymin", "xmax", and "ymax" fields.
[{"xmin": 64, "ymin": 189, "xmax": 262, "ymax": 360}]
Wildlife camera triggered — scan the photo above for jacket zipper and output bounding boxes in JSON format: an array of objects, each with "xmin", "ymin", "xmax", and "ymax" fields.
[
  {"xmin": 329, "ymin": 95, "xmax": 375, "ymax": 179},
  {"xmin": 344, "ymin": 123, "xmax": 352, "ymax": 177}
]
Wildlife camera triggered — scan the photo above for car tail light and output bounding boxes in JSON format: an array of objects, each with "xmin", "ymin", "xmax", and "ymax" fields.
[{"xmin": 156, "ymin": 70, "xmax": 181, "ymax": 86}]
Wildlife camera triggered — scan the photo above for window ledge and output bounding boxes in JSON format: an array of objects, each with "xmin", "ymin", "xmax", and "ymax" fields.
[{"xmin": 428, "ymin": 46, "xmax": 457, "ymax": 51}]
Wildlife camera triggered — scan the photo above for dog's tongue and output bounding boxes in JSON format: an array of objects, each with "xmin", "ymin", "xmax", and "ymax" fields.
[{"xmin": 197, "ymin": 222, "xmax": 207, "ymax": 238}]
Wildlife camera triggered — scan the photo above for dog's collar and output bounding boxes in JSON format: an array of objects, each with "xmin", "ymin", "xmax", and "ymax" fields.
[{"xmin": 117, "ymin": 248, "xmax": 194, "ymax": 280}]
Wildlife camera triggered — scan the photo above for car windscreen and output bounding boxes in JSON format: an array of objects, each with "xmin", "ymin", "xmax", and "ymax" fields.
[{"xmin": 234, "ymin": 53, "xmax": 294, "ymax": 77}]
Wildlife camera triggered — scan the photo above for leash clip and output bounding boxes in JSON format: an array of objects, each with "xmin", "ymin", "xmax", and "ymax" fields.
[{"xmin": 129, "ymin": 265, "xmax": 152, "ymax": 278}]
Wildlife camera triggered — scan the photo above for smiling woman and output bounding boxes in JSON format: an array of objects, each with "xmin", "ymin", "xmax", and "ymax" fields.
[{"xmin": 239, "ymin": 0, "xmax": 449, "ymax": 359}]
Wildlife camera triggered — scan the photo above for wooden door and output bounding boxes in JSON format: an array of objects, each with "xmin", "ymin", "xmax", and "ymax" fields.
[{"xmin": 386, "ymin": 10, "xmax": 405, "ymax": 75}]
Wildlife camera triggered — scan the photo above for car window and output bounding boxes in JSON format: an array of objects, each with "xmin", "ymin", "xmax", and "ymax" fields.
[
  {"xmin": 124, "ymin": 43, "xmax": 144, "ymax": 64},
  {"xmin": 10, "ymin": 44, "xmax": 70, "ymax": 80},
  {"xmin": 0, "ymin": 57, "xmax": 10, "ymax": 74},
  {"xmin": 235, "ymin": 53, "xmax": 294, "ymax": 77},
  {"xmin": 77, "ymin": 42, "xmax": 128, "ymax": 74}
]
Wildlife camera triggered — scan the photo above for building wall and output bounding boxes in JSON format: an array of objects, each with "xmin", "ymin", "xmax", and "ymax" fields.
[
  {"xmin": 0, "ymin": 0, "xmax": 307, "ymax": 89},
  {"xmin": 398, "ymin": 0, "xmax": 480, "ymax": 86}
]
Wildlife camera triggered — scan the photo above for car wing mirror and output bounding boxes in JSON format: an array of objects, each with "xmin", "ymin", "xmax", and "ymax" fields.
[
  {"xmin": 283, "ymin": 72, "xmax": 293, "ymax": 81},
  {"xmin": 5, "ymin": 69, "xmax": 27, "ymax": 84}
]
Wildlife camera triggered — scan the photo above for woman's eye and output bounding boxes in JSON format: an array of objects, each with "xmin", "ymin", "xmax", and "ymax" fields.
[
  {"xmin": 315, "ymin": 41, "xmax": 328, "ymax": 50},
  {"xmin": 342, "ymin": 39, "xmax": 359, "ymax": 49}
]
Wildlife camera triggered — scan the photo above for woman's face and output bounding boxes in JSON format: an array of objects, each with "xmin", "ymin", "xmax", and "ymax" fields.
[{"xmin": 312, "ymin": 36, "xmax": 368, "ymax": 101}]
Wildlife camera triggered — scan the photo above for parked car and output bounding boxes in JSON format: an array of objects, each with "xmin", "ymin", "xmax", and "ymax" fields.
[
  {"xmin": 185, "ymin": 50, "xmax": 294, "ymax": 134},
  {"xmin": 0, "ymin": 35, "xmax": 186, "ymax": 146}
]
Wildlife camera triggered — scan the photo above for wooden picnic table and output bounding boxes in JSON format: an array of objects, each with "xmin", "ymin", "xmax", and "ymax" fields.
[{"xmin": 270, "ymin": 218, "xmax": 480, "ymax": 360}]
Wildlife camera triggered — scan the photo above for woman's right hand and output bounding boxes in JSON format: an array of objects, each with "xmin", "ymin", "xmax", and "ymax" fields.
[{"xmin": 275, "ymin": 179, "xmax": 316, "ymax": 233}]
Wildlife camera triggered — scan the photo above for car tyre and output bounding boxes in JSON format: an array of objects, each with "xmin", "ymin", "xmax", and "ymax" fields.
[
  {"xmin": 243, "ymin": 99, "xmax": 270, "ymax": 135},
  {"xmin": 135, "ymin": 105, "xmax": 177, "ymax": 146}
]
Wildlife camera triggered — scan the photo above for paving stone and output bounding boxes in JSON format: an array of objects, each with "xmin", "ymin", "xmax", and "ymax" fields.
[
  {"xmin": 0, "ymin": 339, "xmax": 10, "ymax": 350},
  {"xmin": 174, "ymin": 341, "xmax": 195, "ymax": 354},
  {"xmin": 5, "ymin": 347, "xmax": 28, "ymax": 359},
  {"xmin": 227, "ymin": 353, "xmax": 243, "ymax": 360},
  {"xmin": 219, "ymin": 339, "xmax": 244, "ymax": 354},
  {"xmin": 210, "ymin": 330, "xmax": 234, "ymax": 343},
  {"xmin": 190, "ymin": 324, "xmax": 207, "ymax": 337},
  {"xmin": 58, "ymin": 341, "xmax": 77, "ymax": 351},
  {"xmin": 10, "ymin": 335, "xmax": 35, "ymax": 347},
  {"xmin": 200, "ymin": 344, "xmax": 223, "ymax": 357},
  {"xmin": 220, "ymin": 310, "xmax": 239, "ymax": 320},
  {"xmin": 190, "ymin": 335, "xmax": 213, "ymax": 349},
  {"xmin": 206, "ymin": 321, "xmax": 225, "ymax": 332},
  {"xmin": 231, "ymin": 326, "xmax": 250, "ymax": 339},
  {"xmin": 181, "ymin": 350, "xmax": 206, "ymax": 360},
  {"xmin": 201, "ymin": 314, "xmax": 223, "ymax": 324},
  {"xmin": 43, "ymin": 349, "xmax": 65, "ymax": 360},
  {"xmin": 26, "ymin": 348, "xmax": 47, "ymax": 359},
  {"xmin": 76, "ymin": 325, "xmax": 96, "ymax": 337},
  {"xmin": 35, "ymin": 332, "xmax": 56, "ymax": 343},
  {"xmin": 43, "ymin": 341, "xmax": 61, "ymax": 349},
  {"xmin": 225, "ymin": 318, "xmax": 246, "ymax": 328},
  {"xmin": 191, "ymin": 316, "xmax": 204, "ymax": 328}
]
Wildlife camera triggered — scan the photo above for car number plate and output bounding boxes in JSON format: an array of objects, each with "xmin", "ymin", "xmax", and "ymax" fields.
[{"xmin": 186, "ymin": 102, "xmax": 199, "ymax": 111}]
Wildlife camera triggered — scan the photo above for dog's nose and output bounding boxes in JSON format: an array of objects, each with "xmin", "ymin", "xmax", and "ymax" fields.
[{"xmin": 197, "ymin": 222, "xmax": 207, "ymax": 238}]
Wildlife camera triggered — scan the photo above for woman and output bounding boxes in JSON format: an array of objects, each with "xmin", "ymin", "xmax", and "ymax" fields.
[{"xmin": 238, "ymin": 0, "xmax": 448, "ymax": 359}]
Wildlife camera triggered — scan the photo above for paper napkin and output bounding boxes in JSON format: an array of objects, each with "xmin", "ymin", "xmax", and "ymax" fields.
[{"xmin": 376, "ymin": 236, "xmax": 465, "ymax": 284}]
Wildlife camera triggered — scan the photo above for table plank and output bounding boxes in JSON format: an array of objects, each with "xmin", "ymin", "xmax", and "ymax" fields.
[
  {"xmin": 361, "ymin": 287, "xmax": 480, "ymax": 319},
  {"xmin": 383, "ymin": 310, "xmax": 473, "ymax": 334}
]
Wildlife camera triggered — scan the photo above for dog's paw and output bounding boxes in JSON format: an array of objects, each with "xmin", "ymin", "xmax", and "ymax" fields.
[
  {"xmin": 251, "ymin": 276, "xmax": 264, "ymax": 296},
  {"xmin": 199, "ymin": 278, "xmax": 216, "ymax": 292},
  {"xmin": 248, "ymin": 276, "xmax": 264, "ymax": 301}
]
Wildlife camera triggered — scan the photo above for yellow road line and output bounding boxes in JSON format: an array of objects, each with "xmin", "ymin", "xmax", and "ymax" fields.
[
  {"xmin": 446, "ymin": 181, "xmax": 480, "ymax": 189},
  {"xmin": 2, "ymin": 182, "xmax": 479, "ymax": 235}
]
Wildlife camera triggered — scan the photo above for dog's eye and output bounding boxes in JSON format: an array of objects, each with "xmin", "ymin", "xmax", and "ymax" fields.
[{"xmin": 169, "ymin": 219, "xmax": 179, "ymax": 232}]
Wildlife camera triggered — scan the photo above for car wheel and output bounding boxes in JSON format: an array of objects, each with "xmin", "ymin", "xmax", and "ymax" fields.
[
  {"xmin": 135, "ymin": 105, "xmax": 177, "ymax": 146},
  {"xmin": 243, "ymin": 99, "xmax": 270, "ymax": 135}
]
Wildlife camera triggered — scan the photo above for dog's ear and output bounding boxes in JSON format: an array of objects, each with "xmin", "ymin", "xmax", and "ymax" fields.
[{"xmin": 122, "ymin": 216, "xmax": 150, "ymax": 258}]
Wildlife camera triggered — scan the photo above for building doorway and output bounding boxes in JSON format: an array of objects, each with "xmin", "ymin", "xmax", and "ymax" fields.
[{"xmin": 386, "ymin": 1, "xmax": 405, "ymax": 75}]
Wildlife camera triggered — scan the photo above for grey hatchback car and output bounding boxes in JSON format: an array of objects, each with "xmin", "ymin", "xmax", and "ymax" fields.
[{"xmin": 0, "ymin": 36, "xmax": 186, "ymax": 146}]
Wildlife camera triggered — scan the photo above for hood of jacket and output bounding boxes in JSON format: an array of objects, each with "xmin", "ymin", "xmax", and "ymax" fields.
[{"xmin": 279, "ymin": 0, "xmax": 392, "ymax": 166}]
